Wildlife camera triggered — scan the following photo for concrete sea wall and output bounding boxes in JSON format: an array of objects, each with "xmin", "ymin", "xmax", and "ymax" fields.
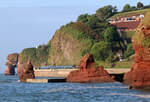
[{"xmin": 34, "ymin": 68, "xmax": 130, "ymax": 77}]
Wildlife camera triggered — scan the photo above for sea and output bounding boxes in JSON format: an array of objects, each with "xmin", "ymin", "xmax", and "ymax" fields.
[{"xmin": 0, "ymin": 74, "xmax": 150, "ymax": 102}]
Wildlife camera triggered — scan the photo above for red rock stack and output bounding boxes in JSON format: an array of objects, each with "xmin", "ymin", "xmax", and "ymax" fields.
[
  {"xmin": 4, "ymin": 53, "xmax": 19, "ymax": 75},
  {"xmin": 67, "ymin": 54, "xmax": 114, "ymax": 83},
  {"xmin": 124, "ymin": 13, "xmax": 150, "ymax": 89},
  {"xmin": 17, "ymin": 60, "xmax": 35, "ymax": 82},
  {"xmin": 124, "ymin": 43, "xmax": 150, "ymax": 89}
]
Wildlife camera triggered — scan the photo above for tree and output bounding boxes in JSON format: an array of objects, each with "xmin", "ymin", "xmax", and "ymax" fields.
[
  {"xmin": 130, "ymin": 6, "xmax": 137, "ymax": 11},
  {"xmin": 122, "ymin": 4, "xmax": 131, "ymax": 12},
  {"xmin": 103, "ymin": 27, "xmax": 120, "ymax": 42},
  {"xmin": 143, "ymin": 4, "xmax": 150, "ymax": 9},
  {"xmin": 96, "ymin": 5, "xmax": 117, "ymax": 21},
  {"xmin": 90, "ymin": 41, "xmax": 112, "ymax": 61},
  {"xmin": 86, "ymin": 14, "xmax": 99, "ymax": 29},
  {"xmin": 137, "ymin": 2, "xmax": 144, "ymax": 9},
  {"xmin": 77, "ymin": 14, "xmax": 89, "ymax": 23}
]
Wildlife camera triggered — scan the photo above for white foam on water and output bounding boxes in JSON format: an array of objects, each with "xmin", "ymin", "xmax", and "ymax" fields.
[
  {"xmin": 42, "ymin": 85, "xmax": 128, "ymax": 93},
  {"xmin": 77, "ymin": 86, "xmax": 128, "ymax": 90},
  {"xmin": 108, "ymin": 93, "xmax": 150, "ymax": 98},
  {"xmin": 42, "ymin": 87, "xmax": 73, "ymax": 93}
]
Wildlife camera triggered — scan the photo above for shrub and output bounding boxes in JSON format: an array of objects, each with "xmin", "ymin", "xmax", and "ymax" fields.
[
  {"xmin": 124, "ymin": 43, "xmax": 135, "ymax": 58},
  {"xmin": 20, "ymin": 44, "xmax": 50, "ymax": 67},
  {"xmin": 103, "ymin": 26, "xmax": 120, "ymax": 42},
  {"xmin": 77, "ymin": 14, "xmax": 89, "ymax": 23},
  {"xmin": 142, "ymin": 36, "xmax": 150, "ymax": 48},
  {"xmin": 36, "ymin": 45, "xmax": 49, "ymax": 65},
  {"xmin": 96, "ymin": 5, "xmax": 117, "ymax": 21},
  {"xmin": 90, "ymin": 41, "xmax": 113, "ymax": 61},
  {"xmin": 122, "ymin": 4, "xmax": 131, "ymax": 12},
  {"xmin": 20, "ymin": 48, "xmax": 37, "ymax": 64},
  {"xmin": 86, "ymin": 14, "xmax": 100, "ymax": 29}
]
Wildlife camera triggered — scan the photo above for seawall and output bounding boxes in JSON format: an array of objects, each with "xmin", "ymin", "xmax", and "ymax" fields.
[{"xmin": 34, "ymin": 68, "xmax": 130, "ymax": 78}]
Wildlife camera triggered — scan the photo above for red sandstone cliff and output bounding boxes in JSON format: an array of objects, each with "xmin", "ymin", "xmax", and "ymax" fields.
[
  {"xmin": 4, "ymin": 53, "xmax": 19, "ymax": 75},
  {"xmin": 67, "ymin": 54, "xmax": 114, "ymax": 83},
  {"xmin": 124, "ymin": 11, "xmax": 150, "ymax": 89}
]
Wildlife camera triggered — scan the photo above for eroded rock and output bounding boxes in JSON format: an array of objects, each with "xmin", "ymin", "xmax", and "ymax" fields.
[
  {"xmin": 124, "ymin": 11, "xmax": 150, "ymax": 89},
  {"xmin": 67, "ymin": 54, "xmax": 114, "ymax": 83},
  {"xmin": 4, "ymin": 53, "xmax": 19, "ymax": 75},
  {"xmin": 18, "ymin": 61, "xmax": 35, "ymax": 82}
]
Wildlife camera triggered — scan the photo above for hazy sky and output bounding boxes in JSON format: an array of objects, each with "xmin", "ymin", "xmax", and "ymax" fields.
[{"xmin": 0, "ymin": 0, "xmax": 149, "ymax": 73}]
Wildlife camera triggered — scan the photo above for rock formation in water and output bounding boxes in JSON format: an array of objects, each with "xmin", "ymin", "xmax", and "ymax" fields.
[
  {"xmin": 67, "ymin": 54, "xmax": 114, "ymax": 83},
  {"xmin": 4, "ymin": 53, "xmax": 19, "ymax": 75},
  {"xmin": 17, "ymin": 60, "xmax": 35, "ymax": 82},
  {"xmin": 124, "ymin": 11, "xmax": 150, "ymax": 89}
]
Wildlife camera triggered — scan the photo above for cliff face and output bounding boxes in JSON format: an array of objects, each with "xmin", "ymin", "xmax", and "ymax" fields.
[
  {"xmin": 48, "ymin": 31, "xmax": 81, "ymax": 65},
  {"xmin": 4, "ymin": 53, "xmax": 19, "ymax": 75},
  {"xmin": 48, "ymin": 25, "xmax": 91, "ymax": 65},
  {"xmin": 48, "ymin": 22, "xmax": 95, "ymax": 66},
  {"xmin": 124, "ymin": 11, "xmax": 150, "ymax": 89}
]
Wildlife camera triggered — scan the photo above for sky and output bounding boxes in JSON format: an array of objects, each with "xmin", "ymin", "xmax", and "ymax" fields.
[{"xmin": 0, "ymin": 0, "xmax": 149, "ymax": 73}]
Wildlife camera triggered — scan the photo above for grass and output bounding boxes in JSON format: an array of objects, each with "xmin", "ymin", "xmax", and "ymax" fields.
[
  {"xmin": 96, "ymin": 54, "xmax": 134, "ymax": 69},
  {"xmin": 96, "ymin": 61, "xmax": 111, "ymax": 68},
  {"xmin": 113, "ymin": 60, "xmax": 134, "ymax": 68},
  {"xmin": 125, "ymin": 31, "xmax": 135, "ymax": 38},
  {"xmin": 98, "ymin": 60, "xmax": 133, "ymax": 69},
  {"xmin": 111, "ymin": 8, "xmax": 150, "ymax": 19}
]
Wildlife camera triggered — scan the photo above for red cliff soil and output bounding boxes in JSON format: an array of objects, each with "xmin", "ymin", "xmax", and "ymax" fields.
[
  {"xmin": 67, "ymin": 54, "xmax": 114, "ymax": 83},
  {"xmin": 4, "ymin": 53, "xmax": 19, "ymax": 75},
  {"xmin": 17, "ymin": 61, "xmax": 35, "ymax": 82},
  {"xmin": 124, "ymin": 14, "xmax": 150, "ymax": 89}
]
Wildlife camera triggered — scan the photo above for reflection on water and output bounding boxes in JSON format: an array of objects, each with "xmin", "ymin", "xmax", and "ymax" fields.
[{"xmin": 0, "ymin": 74, "xmax": 150, "ymax": 102}]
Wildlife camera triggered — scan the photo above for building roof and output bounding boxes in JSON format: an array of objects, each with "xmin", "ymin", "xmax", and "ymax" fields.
[{"xmin": 111, "ymin": 21, "xmax": 141, "ymax": 30}]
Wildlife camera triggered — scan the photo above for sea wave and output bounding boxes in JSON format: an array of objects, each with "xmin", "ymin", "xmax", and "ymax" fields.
[
  {"xmin": 108, "ymin": 93, "xmax": 150, "ymax": 98},
  {"xmin": 42, "ymin": 85, "xmax": 128, "ymax": 93}
]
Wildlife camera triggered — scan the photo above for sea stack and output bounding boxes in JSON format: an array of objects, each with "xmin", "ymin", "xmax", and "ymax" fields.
[
  {"xmin": 67, "ymin": 54, "xmax": 114, "ymax": 83},
  {"xmin": 4, "ymin": 53, "xmax": 19, "ymax": 75},
  {"xmin": 17, "ymin": 60, "xmax": 35, "ymax": 82},
  {"xmin": 124, "ymin": 11, "xmax": 150, "ymax": 89}
]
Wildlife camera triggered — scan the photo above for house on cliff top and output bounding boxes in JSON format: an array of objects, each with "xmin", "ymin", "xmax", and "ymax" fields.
[{"xmin": 109, "ymin": 14, "xmax": 145, "ymax": 31}]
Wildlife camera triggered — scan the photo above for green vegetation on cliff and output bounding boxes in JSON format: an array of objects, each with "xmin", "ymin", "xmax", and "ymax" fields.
[
  {"xmin": 47, "ymin": 22, "xmax": 94, "ymax": 65},
  {"xmin": 19, "ymin": 3, "xmax": 150, "ymax": 68},
  {"xmin": 133, "ymin": 10, "xmax": 150, "ymax": 47},
  {"xmin": 20, "ymin": 44, "xmax": 50, "ymax": 67}
]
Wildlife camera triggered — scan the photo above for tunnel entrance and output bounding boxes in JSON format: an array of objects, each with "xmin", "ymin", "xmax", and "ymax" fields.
[{"xmin": 110, "ymin": 73, "xmax": 124, "ymax": 82}]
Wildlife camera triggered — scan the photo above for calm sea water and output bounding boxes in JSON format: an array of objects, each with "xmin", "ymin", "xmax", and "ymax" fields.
[{"xmin": 0, "ymin": 74, "xmax": 150, "ymax": 102}]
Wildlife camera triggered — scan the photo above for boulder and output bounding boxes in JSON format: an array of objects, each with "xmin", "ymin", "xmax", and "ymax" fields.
[
  {"xmin": 67, "ymin": 54, "xmax": 114, "ymax": 83},
  {"xmin": 4, "ymin": 53, "xmax": 19, "ymax": 75},
  {"xmin": 124, "ymin": 11, "xmax": 150, "ymax": 89}
]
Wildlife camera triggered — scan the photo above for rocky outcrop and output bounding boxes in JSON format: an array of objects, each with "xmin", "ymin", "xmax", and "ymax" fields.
[
  {"xmin": 124, "ymin": 44, "xmax": 150, "ymax": 89},
  {"xmin": 124, "ymin": 11, "xmax": 150, "ymax": 89},
  {"xmin": 67, "ymin": 54, "xmax": 114, "ymax": 83},
  {"xmin": 48, "ymin": 22, "xmax": 96, "ymax": 66},
  {"xmin": 17, "ymin": 60, "xmax": 35, "ymax": 82},
  {"xmin": 4, "ymin": 53, "xmax": 19, "ymax": 75}
]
